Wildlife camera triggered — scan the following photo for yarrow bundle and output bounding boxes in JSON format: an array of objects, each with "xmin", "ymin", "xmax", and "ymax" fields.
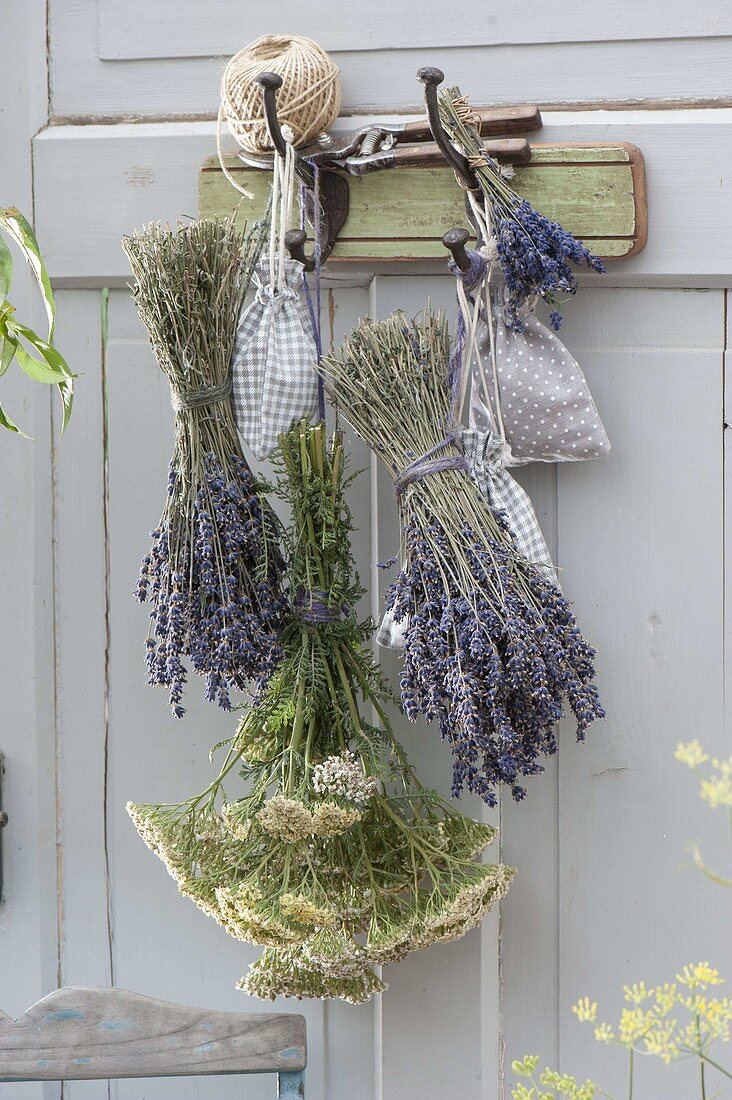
[
  {"xmin": 123, "ymin": 219, "xmax": 285, "ymax": 717},
  {"xmin": 438, "ymin": 86, "xmax": 605, "ymax": 330},
  {"xmin": 128, "ymin": 421, "xmax": 513, "ymax": 1003},
  {"xmin": 320, "ymin": 311, "xmax": 605, "ymax": 804}
]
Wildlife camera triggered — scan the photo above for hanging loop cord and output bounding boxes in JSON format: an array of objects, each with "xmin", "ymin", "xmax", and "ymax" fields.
[
  {"xmin": 299, "ymin": 163, "xmax": 326, "ymax": 421},
  {"xmin": 393, "ymin": 252, "xmax": 487, "ymax": 499},
  {"xmin": 265, "ymin": 132, "xmax": 297, "ymax": 297},
  {"xmin": 457, "ymin": 190, "xmax": 508, "ymax": 445}
]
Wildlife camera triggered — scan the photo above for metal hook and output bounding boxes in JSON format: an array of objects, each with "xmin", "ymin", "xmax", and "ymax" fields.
[
  {"xmin": 417, "ymin": 67, "xmax": 478, "ymax": 191},
  {"xmin": 256, "ymin": 72, "xmax": 314, "ymax": 189},
  {"xmin": 442, "ymin": 227, "xmax": 472, "ymax": 273},
  {"xmin": 284, "ymin": 229, "xmax": 316, "ymax": 272},
  {"xmin": 255, "ymin": 71, "xmax": 348, "ymax": 269}
]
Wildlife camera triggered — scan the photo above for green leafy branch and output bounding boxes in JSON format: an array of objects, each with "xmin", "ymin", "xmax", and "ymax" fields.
[{"xmin": 0, "ymin": 206, "xmax": 74, "ymax": 436}]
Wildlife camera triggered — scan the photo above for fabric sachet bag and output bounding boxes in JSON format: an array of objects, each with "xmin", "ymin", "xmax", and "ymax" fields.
[
  {"xmin": 469, "ymin": 300, "xmax": 610, "ymax": 466},
  {"xmin": 231, "ymin": 255, "xmax": 319, "ymax": 460}
]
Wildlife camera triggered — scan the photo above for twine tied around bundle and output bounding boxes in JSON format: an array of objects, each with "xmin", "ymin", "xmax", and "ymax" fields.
[
  {"xmin": 294, "ymin": 588, "xmax": 349, "ymax": 624},
  {"xmin": 170, "ymin": 377, "xmax": 233, "ymax": 413},
  {"xmin": 217, "ymin": 34, "xmax": 341, "ymax": 198},
  {"xmin": 393, "ymin": 253, "xmax": 487, "ymax": 499},
  {"xmin": 394, "ymin": 434, "xmax": 469, "ymax": 498}
]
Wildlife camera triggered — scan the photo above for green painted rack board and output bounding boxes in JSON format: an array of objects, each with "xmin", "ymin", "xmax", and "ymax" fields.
[{"xmin": 200, "ymin": 142, "xmax": 646, "ymax": 262}]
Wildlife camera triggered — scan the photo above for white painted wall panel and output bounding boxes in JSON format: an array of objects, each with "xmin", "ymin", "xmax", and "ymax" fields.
[
  {"xmin": 554, "ymin": 289, "xmax": 731, "ymax": 1100},
  {"xmin": 500, "ymin": 461, "xmax": 560, "ymax": 1079},
  {"xmin": 31, "ymin": 113, "xmax": 732, "ymax": 286},
  {"xmin": 369, "ymin": 275, "xmax": 502, "ymax": 1100},
  {"xmin": 50, "ymin": 1, "xmax": 732, "ymax": 119},
  {"xmin": 98, "ymin": 0, "xmax": 732, "ymax": 59},
  {"xmin": 4, "ymin": 3, "xmax": 731, "ymax": 1098},
  {"xmin": 51, "ymin": 291, "xmax": 112, "ymax": 992}
]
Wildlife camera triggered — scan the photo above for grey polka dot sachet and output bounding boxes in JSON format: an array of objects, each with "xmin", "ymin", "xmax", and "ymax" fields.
[
  {"xmin": 376, "ymin": 427, "xmax": 557, "ymax": 650},
  {"xmin": 231, "ymin": 257, "xmax": 319, "ymax": 460},
  {"xmin": 469, "ymin": 303, "xmax": 611, "ymax": 466}
]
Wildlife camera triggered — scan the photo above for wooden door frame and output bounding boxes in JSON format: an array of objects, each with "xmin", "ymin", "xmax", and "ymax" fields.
[{"xmin": 1, "ymin": 0, "xmax": 61, "ymax": 1061}]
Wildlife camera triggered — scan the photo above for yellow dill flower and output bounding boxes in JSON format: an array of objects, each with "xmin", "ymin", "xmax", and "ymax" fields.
[
  {"xmin": 594, "ymin": 1023, "xmax": 615, "ymax": 1044},
  {"xmin": 677, "ymin": 962, "xmax": 723, "ymax": 989},
  {"xmin": 618, "ymin": 1007, "xmax": 653, "ymax": 1046},
  {"xmin": 510, "ymin": 1059, "xmax": 596, "ymax": 1100},
  {"xmin": 653, "ymin": 982, "xmax": 677, "ymax": 1016},
  {"xmin": 712, "ymin": 755, "xmax": 732, "ymax": 776},
  {"xmin": 643, "ymin": 1018, "xmax": 679, "ymax": 1064},
  {"xmin": 623, "ymin": 982, "xmax": 649, "ymax": 1006},
  {"xmin": 697, "ymin": 996, "xmax": 732, "ymax": 1040},
  {"xmin": 699, "ymin": 772, "xmax": 732, "ymax": 810},
  {"xmin": 572, "ymin": 997, "xmax": 598, "ymax": 1022},
  {"xmin": 674, "ymin": 740, "xmax": 709, "ymax": 768},
  {"xmin": 540, "ymin": 1069, "xmax": 596, "ymax": 1099},
  {"xmin": 511, "ymin": 1056, "xmax": 540, "ymax": 1078}
]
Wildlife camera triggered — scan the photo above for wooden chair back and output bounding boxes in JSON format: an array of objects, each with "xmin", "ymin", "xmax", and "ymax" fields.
[{"xmin": 0, "ymin": 987, "xmax": 305, "ymax": 1097}]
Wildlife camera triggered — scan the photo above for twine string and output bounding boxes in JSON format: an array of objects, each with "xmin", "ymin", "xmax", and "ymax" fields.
[
  {"xmin": 219, "ymin": 34, "xmax": 341, "ymax": 156},
  {"xmin": 392, "ymin": 252, "xmax": 487, "ymax": 500},
  {"xmin": 300, "ymin": 162, "xmax": 326, "ymax": 421},
  {"xmin": 394, "ymin": 435, "xmax": 468, "ymax": 497},
  {"xmin": 294, "ymin": 587, "xmax": 348, "ymax": 623},
  {"xmin": 170, "ymin": 377, "xmax": 233, "ymax": 412},
  {"xmin": 464, "ymin": 190, "xmax": 509, "ymax": 444}
]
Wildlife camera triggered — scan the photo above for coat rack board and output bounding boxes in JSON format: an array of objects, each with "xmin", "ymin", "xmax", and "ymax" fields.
[{"xmin": 200, "ymin": 142, "xmax": 646, "ymax": 263}]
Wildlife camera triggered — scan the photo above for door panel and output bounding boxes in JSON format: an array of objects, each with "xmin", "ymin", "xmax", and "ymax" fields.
[{"xmin": 46, "ymin": 282, "xmax": 731, "ymax": 1099}]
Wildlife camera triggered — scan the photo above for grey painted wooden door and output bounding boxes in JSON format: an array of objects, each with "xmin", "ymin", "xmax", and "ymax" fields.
[
  {"xmin": 32, "ymin": 280, "xmax": 727, "ymax": 1100},
  {"xmin": 3, "ymin": 1, "xmax": 732, "ymax": 1098}
]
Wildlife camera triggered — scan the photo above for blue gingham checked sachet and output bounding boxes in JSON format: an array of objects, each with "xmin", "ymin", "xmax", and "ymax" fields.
[
  {"xmin": 377, "ymin": 426, "xmax": 557, "ymax": 649},
  {"xmin": 231, "ymin": 257, "xmax": 319, "ymax": 460}
]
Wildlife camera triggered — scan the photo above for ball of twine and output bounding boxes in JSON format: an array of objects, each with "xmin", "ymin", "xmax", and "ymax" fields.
[{"xmin": 220, "ymin": 34, "xmax": 341, "ymax": 154}]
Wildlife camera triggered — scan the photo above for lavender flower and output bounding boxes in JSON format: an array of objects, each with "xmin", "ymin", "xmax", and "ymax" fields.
[
  {"xmin": 123, "ymin": 218, "xmax": 284, "ymax": 717},
  {"xmin": 494, "ymin": 200, "xmax": 605, "ymax": 330},
  {"xmin": 388, "ymin": 515, "xmax": 604, "ymax": 803},
  {"xmin": 136, "ymin": 453, "xmax": 285, "ymax": 716},
  {"xmin": 321, "ymin": 310, "xmax": 605, "ymax": 805},
  {"xmin": 439, "ymin": 87, "xmax": 605, "ymax": 329}
]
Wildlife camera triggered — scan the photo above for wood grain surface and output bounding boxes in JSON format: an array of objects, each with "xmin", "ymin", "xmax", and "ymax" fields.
[
  {"xmin": 0, "ymin": 987, "xmax": 306, "ymax": 1081},
  {"xmin": 199, "ymin": 143, "xmax": 646, "ymax": 261}
]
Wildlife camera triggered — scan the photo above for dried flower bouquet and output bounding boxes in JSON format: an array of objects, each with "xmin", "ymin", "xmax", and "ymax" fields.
[
  {"xmin": 320, "ymin": 310, "xmax": 605, "ymax": 804},
  {"xmin": 438, "ymin": 86, "xmax": 605, "ymax": 330},
  {"xmin": 128, "ymin": 421, "xmax": 513, "ymax": 1003},
  {"xmin": 123, "ymin": 219, "xmax": 285, "ymax": 716}
]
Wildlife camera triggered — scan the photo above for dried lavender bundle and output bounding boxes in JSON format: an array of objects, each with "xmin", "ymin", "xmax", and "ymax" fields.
[
  {"xmin": 438, "ymin": 86, "xmax": 605, "ymax": 331},
  {"xmin": 123, "ymin": 219, "xmax": 285, "ymax": 716},
  {"xmin": 320, "ymin": 310, "xmax": 605, "ymax": 804},
  {"xmin": 128, "ymin": 422, "xmax": 513, "ymax": 1003}
]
